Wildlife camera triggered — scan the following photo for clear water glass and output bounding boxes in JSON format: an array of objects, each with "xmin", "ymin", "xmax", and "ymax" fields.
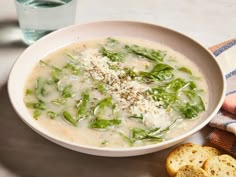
[{"xmin": 15, "ymin": 0, "xmax": 77, "ymax": 45}]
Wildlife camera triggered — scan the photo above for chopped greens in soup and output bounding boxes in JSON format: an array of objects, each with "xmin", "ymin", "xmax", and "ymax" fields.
[{"xmin": 24, "ymin": 37, "xmax": 208, "ymax": 148}]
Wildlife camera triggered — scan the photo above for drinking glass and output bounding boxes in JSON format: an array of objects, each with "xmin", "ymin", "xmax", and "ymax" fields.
[{"xmin": 15, "ymin": 0, "xmax": 77, "ymax": 45}]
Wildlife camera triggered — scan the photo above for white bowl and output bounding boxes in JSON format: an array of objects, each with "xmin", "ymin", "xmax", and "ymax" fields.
[{"xmin": 8, "ymin": 21, "xmax": 225, "ymax": 157}]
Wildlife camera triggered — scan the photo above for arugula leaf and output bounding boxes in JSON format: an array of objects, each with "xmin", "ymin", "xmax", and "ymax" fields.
[
  {"xmin": 33, "ymin": 110, "xmax": 41, "ymax": 119},
  {"xmin": 124, "ymin": 67, "xmax": 137, "ymax": 80},
  {"xmin": 101, "ymin": 140, "xmax": 109, "ymax": 146},
  {"xmin": 25, "ymin": 89, "xmax": 33, "ymax": 95},
  {"xmin": 51, "ymin": 69, "xmax": 61, "ymax": 83},
  {"xmin": 63, "ymin": 62, "xmax": 80, "ymax": 76},
  {"xmin": 25, "ymin": 99, "xmax": 45, "ymax": 119},
  {"xmin": 154, "ymin": 70, "xmax": 173, "ymax": 81},
  {"xmin": 148, "ymin": 87, "xmax": 177, "ymax": 107},
  {"xmin": 118, "ymin": 132, "xmax": 133, "ymax": 146},
  {"xmin": 140, "ymin": 70, "xmax": 173, "ymax": 81},
  {"xmin": 178, "ymin": 67, "xmax": 192, "ymax": 75},
  {"xmin": 128, "ymin": 114, "xmax": 144, "ymax": 121},
  {"xmin": 132, "ymin": 128, "xmax": 148, "ymax": 140},
  {"xmin": 125, "ymin": 44, "xmax": 166, "ymax": 62},
  {"xmin": 140, "ymin": 63, "xmax": 174, "ymax": 82},
  {"xmin": 106, "ymin": 37, "xmax": 119, "ymax": 45},
  {"xmin": 166, "ymin": 78, "xmax": 188, "ymax": 92},
  {"xmin": 106, "ymin": 37, "xmax": 119, "ymax": 44},
  {"xmin": 179, "ymin": 103, "xmax": 199, "ymax": 119},
  {"xmin": 131, "ymin": 127, "xmax": 164, "ymax": 142},
  {"xmin": 100, "ymin": 47, "xmax": 123, "ymax": 62},
  {"xmin": 35, "ymin": 78, "xmax": 49, "ymax": 99},
  {"xmin": 47, "ymin": 111, "xmax": 57, "ymax": 119},
  {"xmin": 62, "ymin": 111, "xmax": 77, "ymax": 126},
  {"xmin": 151, "ymin": 63, "xmax": 173, "ymax": 72},
  {"xmin": 76, "ymin": 91, "xmax": 90, "ymax": 119},
  {"xmin": 108, "ymin": 63, "xmax": 119, "ymax": 70},
  {"xmin": 61, "ymin": 85, "xmax": 73, "ymax": 98},
  {"xmin": 119, "ymin": 120, "xmax": 179, "ymax": 145},
  {"xmin": 26, "ymin": 101, "xmax": 46, "ymax": 110},
  {"xmin": 66, "ymin": 53, "xmax": 77, "ymax": 62},
  {"xmin": 94, "ymin": 96, "xmax": 113, "ymax": 116},
  {"xmin": 40, "ymin": 60, "xmax": 62, "ymax": 72},
  {"xmin": 51, "ymin": 97, "xmax": 67, "ymax": 105},
  {"xmin": 149, "ymin": 77, "xmax": 205, "ymax": 119},
  {"xmin": 184, "ymin": 90, "xmax": 205, "ymax": 112},
  {"xmin": 89, "ymin": 118, "xmax": 121, "ymax": 129},
  {"xmin": 95, "ymin": 82, "xmax": 107, "ymax": 94}
]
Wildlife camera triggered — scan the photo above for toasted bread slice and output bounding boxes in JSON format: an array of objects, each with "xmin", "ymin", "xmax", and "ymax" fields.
[
  {"xmin": 166, "ymin": 143, "xmax": 219, "ymax": 176},
  {"xmin": 175, "ymin": 165, "xmax": 210, "ymax": 177},
  {"xmin": 203, "ymin": 146, "xmax": 221, "ymax": 156},
  {"xmin": 203, "ymin": 154, "xmax": 236, "ymax": 177}
]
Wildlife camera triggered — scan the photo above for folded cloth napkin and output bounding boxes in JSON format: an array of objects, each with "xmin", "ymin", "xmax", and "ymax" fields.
[{"xmin": 208, "ymin": 39, "xmax": 236, "ymax": 156}]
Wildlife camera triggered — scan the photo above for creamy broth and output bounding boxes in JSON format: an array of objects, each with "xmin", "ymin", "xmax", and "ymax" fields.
[{"xmin": 24, "ymin": 37, "xmax": 208, "ymax": 148}]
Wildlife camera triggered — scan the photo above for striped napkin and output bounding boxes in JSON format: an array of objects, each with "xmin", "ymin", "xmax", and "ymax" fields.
[{"xmin": 208, "ymin": 39, "xmax": 236, "ymax": 156}]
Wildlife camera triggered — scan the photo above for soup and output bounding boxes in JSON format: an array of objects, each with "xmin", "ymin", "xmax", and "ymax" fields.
[{"xmin": 24, "ymin": 37, "xmax": 208, "ymax": 148}]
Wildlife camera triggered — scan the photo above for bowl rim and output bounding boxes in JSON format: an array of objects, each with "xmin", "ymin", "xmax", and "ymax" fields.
[{"xmin": 8, "ymin": 20, "xmax": 226, "ymax": 155}]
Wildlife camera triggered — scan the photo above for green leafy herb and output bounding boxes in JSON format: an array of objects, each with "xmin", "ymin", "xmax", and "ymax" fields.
[
  {"xmin": 62, "ymin": 111, "xmax": 77, "ymax": 126},
  {"xmin": 124, "ymin": 67, "xmax": 137, "ymax": 80},
  {"xmin": 188, "ymin": 81, "xmax": 197, "ymax": 90},
  {"xmin": 26, "ymin": 101, "xmax": 46, "ymax": 110},
  {"xmin": 140, "ymin": 70, "xmax": 173, "ymax": 81},
  {"xmin": 179, "ymin": 103, "xmax": 199, "ymax": 119},
  {"xmin": 26, "ymin": 100, "xmax": 45, "ymax": 119},
  {"xmin": 120, "ymin": 120, "xmax": 178, "ymax": 145},
  {"xmin": 119, "ymin": 132, "xmax": 133, "ymax": 146},
  {"xmin": 148, "ymin": 87, "xmax": 177, "ymax": 107},
  {"xmin": 66, "ymin": 53, "xmax": 77, "ymax": 62},
  {"xmin": 148, "ymin": 76, "xmax": 205, "ymax": 119},
  {"xmin": 184, "ymin": 90, "xmax": 205, "ymax": 112},
  {"xmin": 51, "ymin": 69, "xmax": 61, "ymax": 83},
  {"xmin": 62, "ymin": 85, "xmax": 73, "ymax": 98},
  {"xmin": 94, "ymin": 96, "xmax": 113, "ymax": 116},
  {"xmin": 35, "ymin": 78, "xmax": 49, "ymax": 99},
  {"xmin": 140, "ymin": 63, "xmax": 174, "ymax": 82},
  {"xmin": 63, "ymin": 62, "xmax": 80, "ymax": 76},
  {"xmin": 101, "ymin": 140, "xmax": 109, "ymax": 145},
  {"xmin": 76, "ymin": 91, "xmax": 90, "ymax": 119},
  {"xmin": 89, "ymin": 118, "xmax": 121, "ymax": 129},
  {"xmin": 119, "ymin": 127, "xmax": 165, "ymax": 144},
  {"xmin": 132, "ymin": 127, "xmax": 163, "ymax": 141},
  {"xmin": 125, "ymin": 44, "xmax": 166, "ymax": 62},
  {"xmin": 106, "ymin": 37, "xmax": 119, "ymax": 44},
  {"xmin": 155, "ymin": 70, "xmax": 173, "ymax": 81},
  {"xmin": 166, "ymin": 78, "xmax": 188, "ymax": 92},
  {"xmin": 25, "ymin": 89, "xmax": 33, "ymax": 95},
  {"xmin": 51, "ymin": 97, "xmax": 67, "ymax": 105},
  {"xmin": 47, "ymin": 111, "xmax": 57, "ymax": 119},
  {"xmin": 108, "ymin": 63, "xmax": 119, "ymax": 70},
  {"xmin": 95, "ymin": 82, "xmax": 107, "ymax": 94},
  {"xmin": 40, "ymin": 60, "xmax": 62, "ymax": 72},
  {"xmin": 128, "ymin": 114, "xmax": 144, "ymax": 121},
  {"xmin": 100, "ymin": 47, "xmax": 123, "ymax": 62},
  {"xmin": 33, "ymin": 110, "xmax": 41, "ymax": 119},
  {"xmin": 178, "ymin": 67, "xmax": 192, "ymax": 75},
  {"xmin": 152, "ymin": 63, "xmax": 173, "ymax": 72}
]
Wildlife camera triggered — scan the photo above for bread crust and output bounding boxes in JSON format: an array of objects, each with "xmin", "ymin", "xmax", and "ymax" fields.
[
  {"xmin": 175, "ymin": 165, "xmax": 210, "ymax": 177},
  {"xmin": 203, "ymin": 154, "xmax": 236, "ymax": 177}
]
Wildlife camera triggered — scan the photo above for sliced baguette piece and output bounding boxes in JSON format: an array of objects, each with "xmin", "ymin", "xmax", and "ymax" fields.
[
  {"xmin": 175, "ymin": 165, "xmax": 210, "ymax": 177},
  {"xmin": 166, "ymin": 143, "xmax": 218, "ymax": 176},
  {"xmin": 203, "ymin": 154, "xmax": 236, "ymax": 177},
  {"xmin": 202, "ymin": 146, "xmax": 221, "ymax": 156}
]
